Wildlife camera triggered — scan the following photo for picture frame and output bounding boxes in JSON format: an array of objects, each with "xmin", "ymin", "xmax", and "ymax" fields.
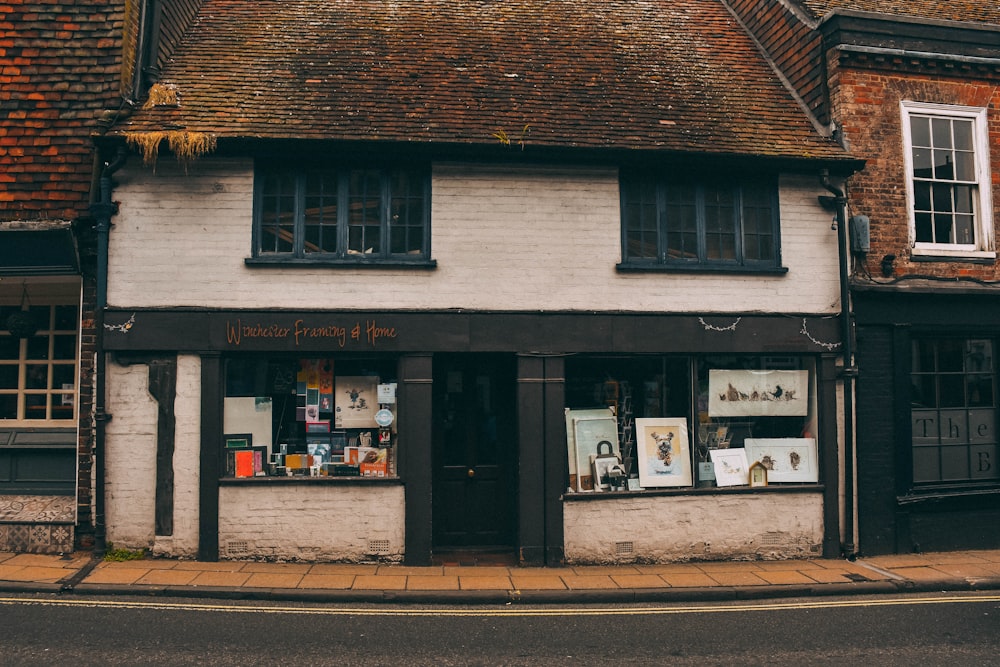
[
  {"xmin": 335, "ymin": 376, "xmax": 379, "ymax": 428},
  {"xmin": 635, "ymin": 418, "xmax": 693, "ymax": 488},
  {"xmin": 749, "ymin": 460, "xmax": 768, "ymax": 487},
  {"xmin": 251, "ymin": 446, "xmax": 268, "ymax": 476},
  {"xmin": 744, "ymin": 438, "xmax": 819, "ymax": 483},
  {"xmin": 565, "ymin": 408, "xmax": 618, "ymax": 492},
  {"xmin": 708, "ymin": 369, "xmax": 809, "ymax": 417},
  {"xmin": 224, "ymin": 433, "xmax": 252, "ymax": 449},
  {"xmin": 710, "ymin": 448, "xmax": 749, "ymax": 487}
]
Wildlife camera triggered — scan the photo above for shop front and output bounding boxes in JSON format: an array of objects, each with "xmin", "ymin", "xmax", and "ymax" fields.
[
  {"xmin": 855, "ymin": 286, "xmax": 1000, "ymax": 555},
  {"xmin": 103, "ymin": 308, "xmax": 843, "ymax": 565}
]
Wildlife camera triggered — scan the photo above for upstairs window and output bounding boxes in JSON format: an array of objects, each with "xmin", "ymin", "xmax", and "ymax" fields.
[
  {"xmin": 902, "ymin": 102, "xmax": 993, "ymax": 259},
  {"xmin": 250, "ymin": 166, "xmax": 432, "ymax": 266},
  {"xmin": 619, "ymin": 172, "xmax": 782, "ymax": 271}
]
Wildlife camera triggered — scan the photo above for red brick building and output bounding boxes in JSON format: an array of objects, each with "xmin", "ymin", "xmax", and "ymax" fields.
[{"xmin": 727, "ymin": 0, "xmax": 1000, "ymax": 554}]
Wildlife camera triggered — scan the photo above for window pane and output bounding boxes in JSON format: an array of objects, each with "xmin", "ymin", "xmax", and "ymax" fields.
[
  {"xmin": 0, "ymin": 335, "xmax": 18, "ymax": 359},
  {"xmin": 52, "ymin": 364, "xmax": 75, "ymax": 388},
  {"xmin": 54, "ymin": 305, "xmax": 78, "ymax": 330},
  {"xmin": 952, "ymin": 119, "xmax": 973, "ymax": 151},
  {"xmin": 303, "ymin": 171, "xmax": 339, "ymax": 254},
  {"xmin": 914, "ymin": 212, "xmax": 933, "ymax": 243},
  {"xmin": 25, "ymin": 393, "xmax": 46, "ymax": 419},
  {"xmin": 389, "ymin": 171, "xmax": 426, "ymax": 256},
  {"xmin": 910, "ymin": 116, "xmax": 930, "ymax": 147},
  {"xmin": 703, "ymin": 186, "xmax": 735, "ymax": 261},
  {"xmin": 26, "ymin": 334, "xmax": 49, "ymax": 360},
  {"xmin": 954, "ymin": 151, "xmax": 975, "ymax": 182},
  {"xmin": 623, "ymin": 179, "xmax": 659, "ymax": 259},
  {"xmin": 938, "ymin": 340, "xmax": 964, "ymax": 372},
  {"xmin": 932, "ymin": 149, "xmax": 954, "ymax": 180},
  {"xmin": 348, "ymin": 170, "xmax": 382, "ymax": 254},
  {"xmin": 912, "ymin": 148, "xmax": 932, "ymax": 179},
  {"xmin": 0, "ymin": 365, "xmax": 17, "ymax": 389},
  {"xmin": 913, "ymin": 181, "xmax": 931, "ymax": 212},
  {"xmin": 53, "ymin": 335, "xmax": 76, "ymax": 360},
  {"xmin": 664, "ymin": 184, "xmax": 697, "ymax": 260},
  {"xmin": 260, "ymin": 173, "xmax": 296, "ymax": 253},
  {"xmin": 26, "ymin": 364, "xmax": 48, "ymax": 390},
  {"xmin": 0, "ymin": 394, "xmax": 15, "ymax": 419},
  {"xmin": 931, "ymin": 117, "xmax": 953, "ymax": 149}
]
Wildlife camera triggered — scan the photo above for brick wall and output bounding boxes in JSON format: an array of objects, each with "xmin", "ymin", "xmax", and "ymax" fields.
[
  {"xmin": 108, "ymin": 160, "xmax": 843, "ymax": 316},
  {"xmin": 218, "ymin": 484, "xmax": 405, "ymax": 562},
  {"xmin": 830, "ymin": 53, "xmax": 1000, "ymax": 281},
  {"xmin": 563, "ymin": 492, "xmax": 824, "ymax": 563}
]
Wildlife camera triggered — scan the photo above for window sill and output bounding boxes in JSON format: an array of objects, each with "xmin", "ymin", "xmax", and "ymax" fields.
[
  {"xmin": 911, "ymin": 248, "xmax": 996, "ymax": 264},
  {"xmin": 616, "ymin": 263, "xmax": 788, "ymax": 275},
  {"xmin": 219, "ymin": 475, "xmax": 401, "ymax": 485},
  {"xmin": 898, "ymin": 486, "xmax": 1000, "ymax": 505},
  {"xmin": 245, "ymin": 257, "xmax": 437, "ymax": 270},
  {"xmin": 563, "ymin": 484, "xmax": 821, "ymax": 500}
]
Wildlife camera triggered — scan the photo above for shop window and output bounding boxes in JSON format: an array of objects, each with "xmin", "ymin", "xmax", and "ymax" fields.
[
  {"xmin": 619, "ymin": 172, "xmax": 782, "ymax": 272},
  {"xmin": 223, "ymin": 356, "xmax": 399, "ymax": 479},
  {"xmin": 902, "ymin": 101, "xmax": 994, "ymax": 260},
  {"xmin": 0, "ymin": 303, "xmax": 78, "ymax": 423},
  {"xmin": 249, "ymin": 165, "xmax": 432, "ymax": 266},
  {"xmin": 564, "ymin": 355, "xmax": 818, "ymax": 492},
  {"xmin": 910, "ymin": 337, "xmax": 998, "ymax": 488}
]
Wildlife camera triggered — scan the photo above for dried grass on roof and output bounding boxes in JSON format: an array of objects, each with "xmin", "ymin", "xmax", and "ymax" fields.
[{"xmin": 124, "ymin": 131, "xmax": 217, "ymax": 167}]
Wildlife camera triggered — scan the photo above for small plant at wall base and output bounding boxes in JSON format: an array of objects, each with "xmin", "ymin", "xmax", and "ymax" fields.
[{"xmin": 103, "ymin": 544, "xmax": 146, "ymax": 562}]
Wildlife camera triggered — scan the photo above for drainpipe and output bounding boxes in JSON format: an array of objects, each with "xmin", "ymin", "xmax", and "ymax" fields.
[
  {"xmin": 820, "ymin": 169, "xmax": 857, "ymax": 558},
  {"xmin": 89, "ymin": 145, "xmax": 128, "ymax": 554}
]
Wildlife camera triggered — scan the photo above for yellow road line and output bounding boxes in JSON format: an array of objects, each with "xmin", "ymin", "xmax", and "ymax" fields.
[{"xmin": 0, "ymin": 594, "xmax": 998, "ymax": 617}]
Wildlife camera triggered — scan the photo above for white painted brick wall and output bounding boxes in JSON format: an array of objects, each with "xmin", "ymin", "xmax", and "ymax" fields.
[
  {"xmin": 152, "ymin": 354, "xmax": 201, "ymax": 558},
  {"xmin": 104, "ymin": 360, "xmax": 157, "ymax": 549},
  {"xmin": 109, "ymin": 161, "xmax": 841, "ymax": 315},
  {"xmin": 563, "ymin": 492, "xmax": 824, "ymax": 563},
  {"xmin": 218, "ymin": 484, "xmax": 405, "ymax": 562}
]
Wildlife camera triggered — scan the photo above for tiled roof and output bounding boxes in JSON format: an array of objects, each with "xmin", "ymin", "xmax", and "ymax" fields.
[
  {"xmin": 0, "ymin": 1, "xmax": 126, "ymax": 222},
  {"xmin": 798, "ymin": 0, "xmax": 1000, "ymax": 25},
  {"xmin": 112, "ymin": 0, "xmax": 853, "ymax": 163}
]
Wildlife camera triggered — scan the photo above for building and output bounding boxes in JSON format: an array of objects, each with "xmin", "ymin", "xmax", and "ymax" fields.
[
  {"xmin": 98, "ymin": 0, "xmax": 862, "ymax": 565},
  {"xmin": 0, "ymin": 0, "xmax": 127, "ymax": 552},
  {"xmin": 726, "ymin": 0, "xmax": 1000, "ymax": 554}
]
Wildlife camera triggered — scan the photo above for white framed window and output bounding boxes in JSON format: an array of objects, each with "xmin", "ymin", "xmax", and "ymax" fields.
[{"xmin": 901, "ymin": 101, "xmax": 994, "ymax": 260}]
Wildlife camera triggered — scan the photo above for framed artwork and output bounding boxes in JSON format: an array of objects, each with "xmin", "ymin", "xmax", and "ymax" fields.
[
  {"xmin": 251, "ymin": 446, "xmax": 268, "ymax": 475},
  {"xmin": 224, "ymin": 433, "xmax": 252, "ymax": 449},
  {"xmin": 749, "ymin": 460, "xmax": 768, "ymax": 487},
  {"xmin": 335, "ymin": 376, "xmax": 379, "ymax": 428},
  {"xmin": 223, "ymin": 396, "xmax": 273, "ymax": 456},
  {"xmin": 744, "ymin": 438, "xmax": 818, "ymax": 483},
  {"xmin": 635, "ymin": 418, "xmax": 692, "ymax": 488},
  {"xmin": 708, "ymin": 369, "xmax": 809, "ymax": 417},
  {"xmin": 565, "ymin": 408, "xmax": 618, "ymax": 492},
  {"xmin": 711, "ymin": 448, "xmax": 749, "ymax": 487}
]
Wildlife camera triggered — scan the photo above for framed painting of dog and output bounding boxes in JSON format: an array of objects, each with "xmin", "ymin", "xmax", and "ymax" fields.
[{"xmin": 635, "ymin": 418, "xmax": 692, "ymax": 488}]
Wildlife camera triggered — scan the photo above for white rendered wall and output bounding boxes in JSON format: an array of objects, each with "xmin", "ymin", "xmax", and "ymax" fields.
[
  {"xmin": 218, "ymin": 484, "xmax": 405, "ymax": 562},
  {"xmin": 104, "ymin": 360, "xmax": 157, "ymax": 549},
  {"xmin": 563, "ymin": 493, "xmax": 824, "ymax": 563},
  {"xmin": 108, "ymin": 160, "xmax": 841, "ymax": 315}
]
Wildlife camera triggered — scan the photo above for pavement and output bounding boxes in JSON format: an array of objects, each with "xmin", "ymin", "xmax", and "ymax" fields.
[{"xmin": 2, "ymin": 549, "xmax": 1000, "ymax": 604}]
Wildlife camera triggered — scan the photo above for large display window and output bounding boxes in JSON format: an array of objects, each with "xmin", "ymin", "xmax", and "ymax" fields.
[
  {"xmin": 565, "ymin": 355, "xmax": 819, "ymax": 492},
  {"xmin": 223, "ymin": 355, "xmax": 399, "ymax": 479}
]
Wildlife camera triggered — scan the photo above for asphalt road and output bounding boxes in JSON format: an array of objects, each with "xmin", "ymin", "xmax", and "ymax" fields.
[{"xmin": 1, "ymin": 591, "xmax": 998, "ymax": 666}]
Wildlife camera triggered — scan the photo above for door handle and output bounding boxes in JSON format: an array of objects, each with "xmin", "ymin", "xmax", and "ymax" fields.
[{"xmin": 467, "ymin": 468, "xmax": 476, "ymax": 478}]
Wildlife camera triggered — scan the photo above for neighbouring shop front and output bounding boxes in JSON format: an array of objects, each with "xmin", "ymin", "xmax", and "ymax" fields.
[
  {"xmin": 0, "ymin": 226, "xmax": 84, "ymax": 553},
  {"xmin": 103, "ymin": 308, "xmax": 845, "ymax": 565},
  {"xmin": 855, "ymin": 286, "xmax": 1000, "ymax": 555}
]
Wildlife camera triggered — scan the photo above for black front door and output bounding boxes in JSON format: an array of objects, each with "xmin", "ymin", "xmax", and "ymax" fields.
[{"xmin": 433, "ymin": 354, "xmax": 516, "ymax": 550}]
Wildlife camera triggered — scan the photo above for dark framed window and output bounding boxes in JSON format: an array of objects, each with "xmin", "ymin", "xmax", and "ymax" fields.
[
  {"xmin": 250, "ymin": 165, "xmax": 432, "ymax": 266},
  {"xmin": 620, "ymin": 172, "xmax": 782, "ymax": 271},
  {"xmin": 910, "ymin": 337, "xmax": 998, "ymax": 488}
]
